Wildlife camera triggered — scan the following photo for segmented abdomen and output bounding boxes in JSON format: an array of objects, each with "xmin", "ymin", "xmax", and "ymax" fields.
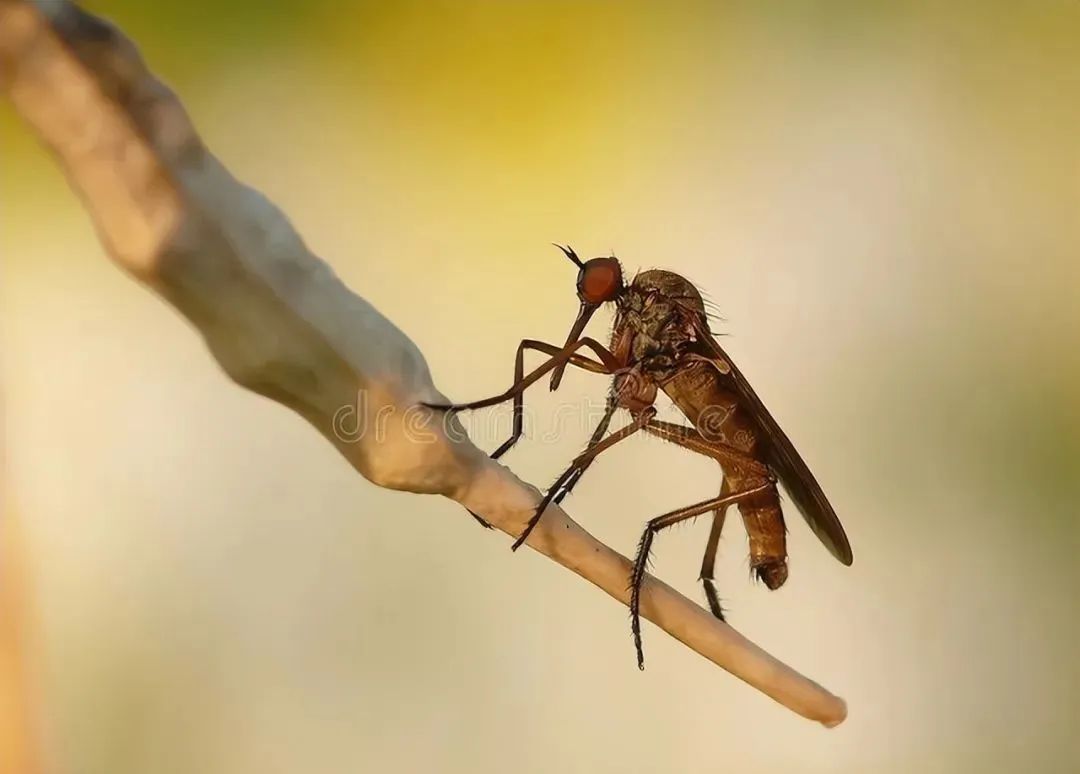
[{"xmin": 662, "ymin": 361, "xmax": 789, "ymax": 589}]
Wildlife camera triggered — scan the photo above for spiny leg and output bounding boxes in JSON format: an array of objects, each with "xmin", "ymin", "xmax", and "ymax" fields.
[
  {"xmin": 647, "ymin": 424, "xmax": 790, "ymax": 592},
  {"xmin": 629, "ymin": 483, "xmax": 772, "ymax": 670},
  {"xmin": 472, "ymin": 377, "xmax": 610, "ymax": 531},
  {"xmin": 511, "ymin": 406, "xmax": 657, "ymax": 552},
  {"xmin": 490, "ymin": 340, "xmax": 612, "ymax": 461},
  {"xmin": 639, "ymin": 420, "xmax": 772, "ymax": 620}
]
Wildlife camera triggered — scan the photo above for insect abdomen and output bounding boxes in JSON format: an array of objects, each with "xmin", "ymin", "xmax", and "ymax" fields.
[
  {"xmin": 663, "ymin": 361, "xmax": 790, "ymax": 589},
  {"xmin": 733, "ymin": 485, "xmax": 788, "ymax": 590}
]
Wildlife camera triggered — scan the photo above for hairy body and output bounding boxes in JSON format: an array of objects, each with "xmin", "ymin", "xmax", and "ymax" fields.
[
  {"xmin": 429, "ymin": 249, "xmax": 851, "ymax": 667},
  {"xmin": 610, "ymin": 270, "xmax": 789, "ymax": 589}
]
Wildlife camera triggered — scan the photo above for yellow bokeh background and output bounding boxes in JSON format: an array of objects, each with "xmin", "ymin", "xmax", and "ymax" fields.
[{"xmin": 2, "ymin": 2, "xmax": 1078, "ymax": 772}]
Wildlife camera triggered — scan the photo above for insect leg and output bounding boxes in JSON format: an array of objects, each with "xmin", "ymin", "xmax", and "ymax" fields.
[
  {"xmin": 551, "ymin": 387, "xmax": 619, "ymax": 504},
  {"xmin": 699, "ymin": 480, "xmax": 731, "ymax": 621},
  {"xmin": 552, "ymin": 364, "xmax": 660, "ymax": 507},
  {"xmin": 466, "ymin": 510, "xmax": 493, "ymax": 529},
  {"xmin": 642, "ymin": 420, "xmax": 784, "ymax": 587},
  {"xmin": 629, "ymin": 483, "xmax": 773, "ymax": 670},
  {"xmin": 423, "ymin": 337, "xmax": 618, "ymax": 413},
  {"xmin": 511, "ymin": 406, "xmax": 657, "ymax": 552},
  {"xmin": 641, "ymin": 420, "xmax": 773, "ymax": 620},
  {"xmin": 490, "ymin": 340, "xmax": 612, "ymax": 461},
  {"xmin": 426, "ymin": 338, "xmax": 617, "ymax": 532},
  {"xmin": 642, "ymin": 420, "xmax": 769, "ymax": 474}
]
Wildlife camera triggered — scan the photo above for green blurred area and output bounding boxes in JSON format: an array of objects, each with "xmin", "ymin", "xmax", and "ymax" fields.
[{"xmin": 85, "ymin": 0, "xmax": 334, "ymax": 58}]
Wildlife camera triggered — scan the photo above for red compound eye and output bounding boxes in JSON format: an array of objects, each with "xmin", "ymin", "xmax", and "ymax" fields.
[{"xmin": 579, "ymin": 258, "xmax": 623, "ymax": 304}]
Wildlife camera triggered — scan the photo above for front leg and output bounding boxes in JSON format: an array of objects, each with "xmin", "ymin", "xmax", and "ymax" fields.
[
  {"xmin": 423, "ymin": 337, "xmax": 617, "ymax": 416},
  {"xmin": 424, "ymin": 337, "xmax": 619, "ymax": 530},
  {"xmin": 490, "ymin": 340, "xmax": 615, "ymax": 461}
]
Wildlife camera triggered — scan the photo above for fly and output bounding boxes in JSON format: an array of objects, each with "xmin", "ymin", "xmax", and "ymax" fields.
[{"xmin": 426, "ymin": 246, "xmax": 853, "ymax": 669}]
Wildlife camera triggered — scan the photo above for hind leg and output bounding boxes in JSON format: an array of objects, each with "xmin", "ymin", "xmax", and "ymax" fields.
[
  {"xmin": 629, "ymin": 483, "xmax": 772, "ymax": 670},
  {"xmin": 699, "ymin": 481, "xmax": 730, "ymax": 621}
]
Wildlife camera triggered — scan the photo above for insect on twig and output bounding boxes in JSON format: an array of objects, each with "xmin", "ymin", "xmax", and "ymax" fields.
[{"xmin": 427, "ymin": 246, "xmax": 853, "ymax": 669}]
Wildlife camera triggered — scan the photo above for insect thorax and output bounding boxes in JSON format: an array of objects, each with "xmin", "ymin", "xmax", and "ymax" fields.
[
  {"xmin": 614, "ymin": 270, "xmax": 708, "ymax": 377},
  {"xmin": 627, "ymin": 269, "xmax": 707, "ymax": 312}
]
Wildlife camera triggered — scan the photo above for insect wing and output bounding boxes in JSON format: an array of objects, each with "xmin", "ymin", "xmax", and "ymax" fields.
[{"xmin": 693, "ymin": 317, "xmax": 854, "ymax": 565}]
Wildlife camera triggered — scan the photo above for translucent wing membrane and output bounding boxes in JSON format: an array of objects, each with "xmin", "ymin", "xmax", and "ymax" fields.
[{"xmin": 693, "ymin": 317, "xmax": 853, "ymax": 566}]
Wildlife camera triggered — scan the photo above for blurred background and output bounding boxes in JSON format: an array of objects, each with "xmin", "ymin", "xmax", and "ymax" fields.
[{"xmin": 2, "ymin": 1, "xmax": 1078, "ymax": 772}]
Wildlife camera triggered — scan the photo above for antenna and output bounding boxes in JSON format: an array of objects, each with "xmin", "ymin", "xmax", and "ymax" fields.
[{"xmin": 552, "ymin": 243, "xmax": 584, "ymax": 269}]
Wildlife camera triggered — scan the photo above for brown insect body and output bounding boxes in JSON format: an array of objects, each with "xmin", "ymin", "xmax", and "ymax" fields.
[
  {"xmin": 611, "ymin": 270, "xmax": 790, "ymax": 588},
  {"xmin": 429, "ymin": 247, "xmax": 851, "ymax": 668}
]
